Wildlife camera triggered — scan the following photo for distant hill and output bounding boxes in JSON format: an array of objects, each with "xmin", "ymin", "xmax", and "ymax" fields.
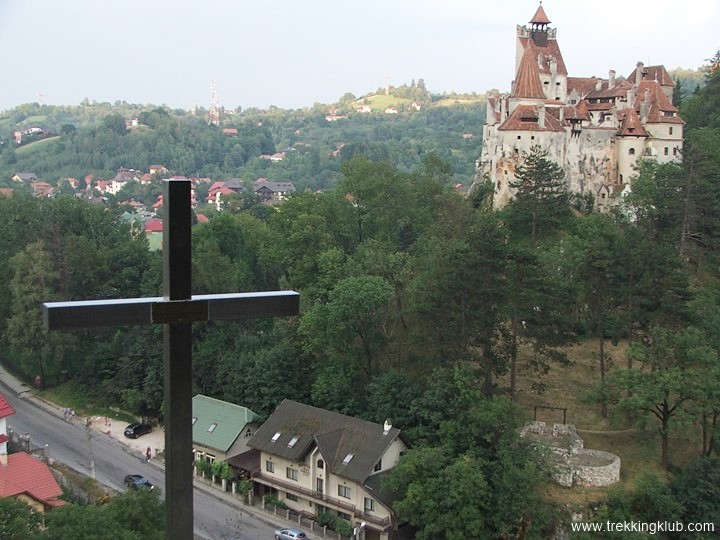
[{"xmin": 0, "ymin": 87, "xmax": 487, "ymax": 194}]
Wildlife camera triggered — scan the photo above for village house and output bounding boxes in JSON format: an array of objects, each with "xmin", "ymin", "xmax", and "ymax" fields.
[
  {"xmin": 473, "ymin": 4, "xmax": 684, "ymax": 209},
  {"xmin": 235, "ymin": 399, "xmax": 408, "ymax": 540},
  {"xmin": 11, "ymin": 172, "xmax": 37, "ymax": 183},
  {"xmin": 0, "ymin": 393, "xmax": 65, "ymax": 513},
  {"xmin": 253, "ymin": 179, "xmax": 295, "ymax": 205},
  {"xmin": 191, "ymin": 395, "xmax": 261, "ymax": 465}
]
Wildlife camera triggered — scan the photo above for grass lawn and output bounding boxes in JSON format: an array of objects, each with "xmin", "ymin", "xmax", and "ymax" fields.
[{"xmin": 40, "ymin": 380, "xmax": 136, "ymax": 423}]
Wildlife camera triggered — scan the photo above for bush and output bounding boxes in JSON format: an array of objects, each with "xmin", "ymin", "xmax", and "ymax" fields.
[
  {"xmin": 316, "ymin": 511, "xmax": 353, "ymax": 536},
  {"xmin": 235, "ymin": 479, "xmax": 252, "ymax": 495},
  {"xmin": 210, "ymin": 461, "xmax": 233, "ymax": 481},
  {"xmin": 195, "ymin": 459, "xmax": 211, "ymax": 475}
]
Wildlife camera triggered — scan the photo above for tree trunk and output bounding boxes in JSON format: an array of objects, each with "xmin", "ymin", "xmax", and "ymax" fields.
[
  {"xmin": 598, "ymin": 326, "xmax": 607, "ymax": 418},
  {"xmin": 510, "ymin": 307, "xmax": 518, "ymax": 398}
]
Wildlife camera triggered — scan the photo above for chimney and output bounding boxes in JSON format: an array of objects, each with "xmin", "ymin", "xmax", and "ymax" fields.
[
  {"xmin": 0, "ymin": 453, "xmax": 7, "ymax": 466},
  {"xmin": 640, "ymin": 88, "xmax": 650, "ymax": 121},
  {"xmin": 635, "ymin": 62, "xmax": 644, "ymax": 86},
  {"xmin": 538, "ymin": 104, "xmax": 546, "ymax": 128},
  {"xmin": 383, "ymin": 419, "xmax": 392, "ymax": 435},
  {"xmin": 595, "ymin": 80, "xmax": 602, "ymax": 91},
  {"xmin": 559, "ymin": 106, "xmax": 564, "ymax": 122},
  {"xmin": 609, "ymin": 70, "xmax": 616, "ymax": 89}
]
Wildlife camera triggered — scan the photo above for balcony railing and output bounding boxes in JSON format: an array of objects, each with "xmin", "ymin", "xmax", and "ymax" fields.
[{"xmin": 253, "ymin": 472, "xmax": 390, "ymax": 526}]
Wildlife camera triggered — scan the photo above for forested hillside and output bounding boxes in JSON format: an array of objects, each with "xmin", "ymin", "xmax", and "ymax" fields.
[
  {"xmin": 1, "ymin": 62, "xmax": 719, "ymax": 537},
  {"xmin": 0, "ymin": 85, "xmax": 485, "ymax": 194}
]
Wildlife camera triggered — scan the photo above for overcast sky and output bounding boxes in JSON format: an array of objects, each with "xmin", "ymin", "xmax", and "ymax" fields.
[{"xmin": 1, "ymin": 1, "xmax": 718, "ymax": 112}]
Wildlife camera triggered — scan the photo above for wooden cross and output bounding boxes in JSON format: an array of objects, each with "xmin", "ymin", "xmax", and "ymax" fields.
[{"xmin": 42, "ymin": 179, "xmax": 299, "ymax": 539}]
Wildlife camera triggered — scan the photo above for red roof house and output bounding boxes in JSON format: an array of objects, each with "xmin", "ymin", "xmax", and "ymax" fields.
[{"xmin": 0, "ymin": 452, "xmax": 65, "ymax": 509}]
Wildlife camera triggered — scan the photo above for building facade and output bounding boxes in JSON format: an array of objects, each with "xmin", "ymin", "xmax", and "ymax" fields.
[
  {"xmin": 241, "ymin": 399, "xmax": 408, "ymax": 540},
  {"xmin": 473, "ymin": 4, "xmax": 684, "ymax": 209}
]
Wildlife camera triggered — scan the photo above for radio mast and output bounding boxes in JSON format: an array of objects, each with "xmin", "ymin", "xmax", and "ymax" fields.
[{"xmin": 208, "ymin": 80, "xmax": 219, "ymax": 126}]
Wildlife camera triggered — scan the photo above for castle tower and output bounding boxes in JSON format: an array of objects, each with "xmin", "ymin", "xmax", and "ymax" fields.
[{"xmin": 472, "ymin": 4, "xmax": 683, "ymax": 211}]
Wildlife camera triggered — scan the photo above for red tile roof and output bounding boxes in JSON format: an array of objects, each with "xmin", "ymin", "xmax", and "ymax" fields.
[
  {"xmin": 634, "ymin": 80, "xmax": 684, "ymax": 124},
  {"xmin": 0, "ymin": 452, "xmax": 64, "ymax": 506},
  {"xmin": 512, "ymin": 47, "xmax": 546, "ymax": 99},
  {"xmin": 145, "ymin": 218, "xmax": 163, "ymax": 233},
  {"xmin": 529, "ymin": 3, "xmax": 551, "ymax": 24},
  {"xmin": 499, "ymin": 104, "xmax": 564, "ymax": 132},
  {"xmin": 517, "ymin": 35, "xmax": 568, "ymax": 77},
  {"xmin": 562, "ymin": 100, "xmax": 591, "ymax": 121},
  {"xmin": 627, "ymin": 64, "xmax": 674, "ymax": 87},
  {"xmin": 586, "ymin": 79, "xmax": 634, "ymax": 100},
  {"xmin": 0, "ymin": 393, "xmax": 15, "ymax": 419},
  {"xmin": 567, "ymin": 77, "xmax": 599, "ymax": 97},
  {"xmin": 617, "ymin": 108, "xmax": 649, "ymax": 137}
]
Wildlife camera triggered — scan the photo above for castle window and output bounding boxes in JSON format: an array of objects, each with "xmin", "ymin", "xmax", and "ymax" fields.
[
  {"xmin": 556, "ymin": 82, "xmax": 560, "ymax": 86},
  {"xmin": 669, "ymin": 127, "xmax": 673, "ymax": 135},
  {"xmin": 544, "ymin": 81, "xmax": 549, "ymax": 85},
  {"xmin": 531, "ymin": 136, "xmax": 535, "ymax": 140},
  {"xmin": 517, "ymin": 135, "xmax": 521, "ymax": 140},
  {"xmin": 664, "ymin": 147, "xmax": 669, "ymax": 156},
  {"xmin": 673, "ymin": 147, "xmax": 678, "ymax": 156},
  {"xmin": 629, "ymin": 148, "xmax": 635, "ymax": 156}
]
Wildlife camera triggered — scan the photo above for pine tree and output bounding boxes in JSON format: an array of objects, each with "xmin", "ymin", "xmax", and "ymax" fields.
[{"xmin": 509, "ymin": 145, "xmax": 569, "ymax": 243}]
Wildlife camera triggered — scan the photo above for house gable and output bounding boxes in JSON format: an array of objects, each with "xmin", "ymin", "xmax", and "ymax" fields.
[
  {"xmin": 248, "ymin": 399, "xmax": 402, "ymax": 484},
  {"xmin": 192, "ymin": 395, "xmax": 260, "ymax": 454}
]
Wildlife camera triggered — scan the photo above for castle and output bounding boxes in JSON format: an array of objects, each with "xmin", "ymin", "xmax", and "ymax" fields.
[{"xmin": 473, "ymin": 4, "xmax": 684, "ymax": 210}]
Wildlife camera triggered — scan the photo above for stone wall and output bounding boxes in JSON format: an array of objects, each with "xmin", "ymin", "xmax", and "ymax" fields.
[{"xmin": 520, "ymin": 421, "xmax": 621, "ymax": 487}]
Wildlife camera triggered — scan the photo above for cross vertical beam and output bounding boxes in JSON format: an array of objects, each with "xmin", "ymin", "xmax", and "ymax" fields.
[
  {"xmin": 42, "ymin": 178, "xmax": 299, "ymax": 539},
  {"xmin": 162, "ymin": 179, "xmax": 193, "ymax": 538}
]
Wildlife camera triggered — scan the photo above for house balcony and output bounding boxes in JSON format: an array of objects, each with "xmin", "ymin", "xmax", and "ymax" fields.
[{"xmin": 252, "ymin": 472, "xmax": 390, "ymax": 527}]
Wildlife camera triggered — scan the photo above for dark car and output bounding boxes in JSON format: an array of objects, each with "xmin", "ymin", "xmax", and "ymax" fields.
[
  {"xmin": 124, "ymin": 422, "xmax": 152, "ymax": 438},
  {"xmin": 123, "ymin": 474, "xmax": 154, "ymax": 491}
]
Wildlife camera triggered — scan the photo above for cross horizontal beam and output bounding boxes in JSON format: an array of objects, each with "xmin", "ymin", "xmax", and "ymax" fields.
[{"xmin": 43, "ymin": 291, "xmax": 300, "ymax": 330}]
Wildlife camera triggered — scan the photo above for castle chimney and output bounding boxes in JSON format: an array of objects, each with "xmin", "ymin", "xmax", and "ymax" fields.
[
  {"xmin": 635, "ymin": 62, "xmax": 644, "ymax": 86},
  {"xmin": 609, "ymin": 70, "xmax": 616, "ymax": 89},
  {"xmin": 538, "ymin": 104, "xmax": 546, "ymax": 128}
]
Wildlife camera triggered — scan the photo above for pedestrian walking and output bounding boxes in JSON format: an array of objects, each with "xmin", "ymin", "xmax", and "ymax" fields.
[{"xmin": 146, "ymin": 447, "xmax": 152, "ymax": 462}]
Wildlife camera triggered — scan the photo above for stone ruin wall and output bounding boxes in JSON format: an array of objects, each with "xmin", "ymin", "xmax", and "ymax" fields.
[{"xmin": 520, "ymin": 421, "xmax": 621, "ymax": 487}]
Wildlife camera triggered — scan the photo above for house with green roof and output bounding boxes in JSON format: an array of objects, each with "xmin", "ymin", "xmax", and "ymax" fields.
[
  {"xmin": 192, "ymin": 395, "xmax": 261, "ymax": 464},
  {"xmin": 235, "ymin": 399, "xmax": 408, "ymax": 540}
]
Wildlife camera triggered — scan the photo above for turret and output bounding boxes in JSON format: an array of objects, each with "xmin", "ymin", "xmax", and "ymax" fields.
[{"xmin": 529, "ymin": 3, "xmax": 551, "ymax": 46}]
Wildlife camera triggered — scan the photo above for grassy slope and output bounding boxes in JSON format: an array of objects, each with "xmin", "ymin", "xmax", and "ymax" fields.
[{"xmin": 509, "ymin": 339, "xmax": 700, "ymax": 507}]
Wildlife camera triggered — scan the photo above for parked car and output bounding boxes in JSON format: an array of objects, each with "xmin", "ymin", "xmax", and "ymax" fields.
[
  {"xmin": 274, "ymin": 529, "xmax": 308, "ymax": 540},
  {"xmin": 124, "ymin": 422, "xmax": 152, "ymax": 438},
  {"xmin": 123, "ymin": 474, "xmax": 154, "ymax": 491}
]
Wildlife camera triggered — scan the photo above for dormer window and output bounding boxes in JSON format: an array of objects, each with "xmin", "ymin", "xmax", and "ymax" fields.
[
  {"xmin": 317, "ymin": 459, "xmax": 324, "ymax": 469},
  {"xmin": 271, "ymin": 432, "xmax": 281, "ymax": 443},
  {"xmin": 192, "ymin": 417, "xmax": 197, "ymax": 425},
  {"xmin": 288, "ymin": 436, "xmax": 299, "ymax": 448},
  {"xmin": 342, "ymin": 453, "xmax": 354, "ymax": 464},
  {"xmin": 208, "ymin": 423, "xmax": 217, "ymax": 433}
]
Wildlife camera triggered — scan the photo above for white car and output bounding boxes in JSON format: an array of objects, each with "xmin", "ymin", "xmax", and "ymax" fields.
[{"xmin": 274, "ymin": 528, "xmax": 308, "ymax": 540}]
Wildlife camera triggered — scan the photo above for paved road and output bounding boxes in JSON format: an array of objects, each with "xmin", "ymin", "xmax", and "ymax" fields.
[{"xmin": 3, "ymin": 389, "xmax": 276, "ymax": 540}]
